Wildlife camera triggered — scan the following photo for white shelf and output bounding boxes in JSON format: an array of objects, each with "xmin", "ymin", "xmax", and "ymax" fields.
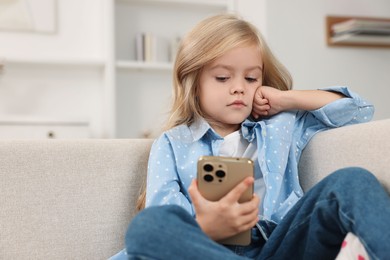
[
  {"xmin": 1, "ymin": 57, "xmax": 105, "ymax": 68},
  {"xmin": 0, "ymin": 116, "xmax": 89, "ymax": 126},
  {"xmin": 326, "ymin": 16, "xmax": 390, "ymax": 48},
  {"xmin": 117, "ymin": 0, "xmax": 231, "ymax": 8},
  {"xmin": 116, "ymin": 60, "xmax": 172, "ymax": 71}
]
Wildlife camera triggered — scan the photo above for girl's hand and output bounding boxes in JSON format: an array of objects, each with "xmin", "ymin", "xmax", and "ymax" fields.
[
  {"xmin": 188, "ymin": 177, "xmax": 260, "ymax": 241},
  {"xmin": 252, "ymin": 86, "xmax": 285, "ymax": 118},
  {"xmin": 252, "ymin": 87, "xmax": 346, "ymax": 118}
]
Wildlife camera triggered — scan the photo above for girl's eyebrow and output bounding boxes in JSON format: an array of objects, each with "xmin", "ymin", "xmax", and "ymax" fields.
[{"xmin": 209, "ymin": 64, "xmax": 263, "ymax": 72}]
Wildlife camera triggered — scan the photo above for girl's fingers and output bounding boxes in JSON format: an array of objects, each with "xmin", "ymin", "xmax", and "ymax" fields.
[
  {"xmin": 188, "ymin": 179, "xmax": 204, "ymax": 207},
  {"xmin": 256, "ymin": 98, "xmax": 269, "ymax": 106},
  {"xmin": 253, "ymin": 103, "xmax": 270, "ymax": 111},
  {"xmin": 239, "ymin": 194, "xmax": 260, "ymax": 215},
  {"xmin": 222, "ymin": 177, "xmax": 254, "ymax": 204},
  {"xmin": 231, "ymin": 206, "xmax": 259, "ymax": 232}
]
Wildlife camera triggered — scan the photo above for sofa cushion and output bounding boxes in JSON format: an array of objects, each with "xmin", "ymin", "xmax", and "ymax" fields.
[
  {"xmin": 299, "ymin": 119, "xmax": 390, "ymax": 193},
  {"xmin": 0, "ymin": 139, "xmax": 152, "ymax": 259}
]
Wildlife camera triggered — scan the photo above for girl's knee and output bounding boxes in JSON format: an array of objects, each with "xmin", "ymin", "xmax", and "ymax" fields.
[
  {"xmin": 330, "ymin": 167, "xmax": 378, "ymax": 187},
  {"xmin": 125, "ymin": 205, "xmax": 186, "ymax": 247}
]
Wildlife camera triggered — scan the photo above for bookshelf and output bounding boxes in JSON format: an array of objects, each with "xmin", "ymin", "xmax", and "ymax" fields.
[
  {"xmin": 326, "ymin": 16, "xmax": 390, "ymax": 48},
  {"xmin": 113, "ymin": 0, "xmax": 234, "ymax": 138}
]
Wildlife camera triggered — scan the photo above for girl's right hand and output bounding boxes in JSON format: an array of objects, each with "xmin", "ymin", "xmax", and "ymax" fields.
[
  {"xmin": 188, "ymin": 177, "xmax": 260, "ymax": 241},
  {"xmin": 252, "ymin": 86, "xmax": 285, "ymax": 119}
]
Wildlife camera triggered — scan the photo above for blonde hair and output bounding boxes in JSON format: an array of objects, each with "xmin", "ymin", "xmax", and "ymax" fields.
[
  {"xmin": 137, "ymin": 14, "xmax": 292, "ymax": 212},
  {"xmin": 166, "ymin": 13, "xmax": 292, "ymax": 130}
]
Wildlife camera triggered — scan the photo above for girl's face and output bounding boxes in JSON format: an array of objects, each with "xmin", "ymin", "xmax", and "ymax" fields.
[{"xmin": 198, "ymin": 44, "xmax": 263, "ymax": 137}]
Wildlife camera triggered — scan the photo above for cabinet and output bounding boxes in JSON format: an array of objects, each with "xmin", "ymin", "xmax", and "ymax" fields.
[
  {"xmin": 0, "ymin": 118, "xmax": 90, "ymax": 139},
  {"xmin": 113, "ymin": 0, "xmax": 234, "ymax": 138},
  {"xmin": 0, "ymin": 58, "xmax": 104, "ymax": 138}
]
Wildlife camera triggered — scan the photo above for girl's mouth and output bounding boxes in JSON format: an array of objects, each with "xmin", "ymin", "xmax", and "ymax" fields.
[{"xmin": 228, "ymin": 100, "xmax": 246, "ymax": 107}]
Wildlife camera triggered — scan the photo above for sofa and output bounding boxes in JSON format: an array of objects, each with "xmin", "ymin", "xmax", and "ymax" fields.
[{"xmin": 1, "ymin": 119, "xmax": 389, "ymax": 259}]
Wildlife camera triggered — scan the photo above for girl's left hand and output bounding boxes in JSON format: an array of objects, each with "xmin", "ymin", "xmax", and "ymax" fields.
[{"xmin": 188, "ymin": 177, "xmax": 260, "ymax": 241}]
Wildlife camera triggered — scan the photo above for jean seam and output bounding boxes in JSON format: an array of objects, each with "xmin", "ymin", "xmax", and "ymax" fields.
[
  {"xmin": 293, "ymin": 197, "xmax": 380, "ymax": 260},
  {"xmin": 284, "ymin": 198, "xmax": 347, "ymax": 238},
  {"xmin": 338, "ymin": 209, "xmax": 379, "ymax": 260},
  {"xmin": 283, "ymin": 198, "xmax": 336, "ymax": 236}
]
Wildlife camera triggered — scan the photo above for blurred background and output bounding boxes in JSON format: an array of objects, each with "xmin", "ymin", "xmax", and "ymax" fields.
[{"xmin": 0, "ymin": 0, "xmax": 389, "ymax": 139}]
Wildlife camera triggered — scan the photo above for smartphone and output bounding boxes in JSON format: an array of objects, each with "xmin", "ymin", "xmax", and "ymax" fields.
[{"xmin": 197, "ymin": 156, "xmax": 254, "ymax": 246}]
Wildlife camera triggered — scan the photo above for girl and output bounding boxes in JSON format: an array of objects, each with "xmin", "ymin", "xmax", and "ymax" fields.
[{"xmin": 115, "ymin": 14, "xmax": 390, "ymax": 259}]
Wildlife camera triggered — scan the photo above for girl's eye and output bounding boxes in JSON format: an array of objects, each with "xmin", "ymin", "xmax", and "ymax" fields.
[
  {"xmin": 215, "ymin": 76, "xmax": 229, "ymax": 82},
  {"xmin": 246, "ymin": 77, "xmax": 258, "ymax": 83}
]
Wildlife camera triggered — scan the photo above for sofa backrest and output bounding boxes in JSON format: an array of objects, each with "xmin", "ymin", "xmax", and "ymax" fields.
[
  {"xmin": 0, "ymin": 119, "xmax": 389, "ymax": 259},
  {"xmin": 0, "ymin": 139, "xmax": 153, "ymax": 260}
]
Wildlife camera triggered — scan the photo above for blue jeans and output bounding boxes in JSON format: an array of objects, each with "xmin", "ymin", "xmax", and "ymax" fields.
[{"xmin": 125, "ymin": 167, "xmax": 390, "ymax": 260}]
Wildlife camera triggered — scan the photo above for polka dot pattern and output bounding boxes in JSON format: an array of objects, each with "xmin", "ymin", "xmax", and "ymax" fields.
[{"xmin": 145, "ymin": 86, "xmax": 374, "ymax": 222}]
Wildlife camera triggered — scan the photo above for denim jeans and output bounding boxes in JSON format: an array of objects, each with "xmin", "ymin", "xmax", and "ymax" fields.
[{"xmin": 125, "ymin": 167, "xmax": 390, "ymax": 260}]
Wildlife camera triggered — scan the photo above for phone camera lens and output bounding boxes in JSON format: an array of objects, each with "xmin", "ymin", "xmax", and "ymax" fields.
[
  {"xmin": 215, "ymin": 170, "xmax": 225, "ymax": 178},
  {"xmin": 203, "ymin": 164, "xmax": 213, "ymax": 172},
  {"xmin": 203, "ymin": 174, "xmax": 214, "ymax": 182}
]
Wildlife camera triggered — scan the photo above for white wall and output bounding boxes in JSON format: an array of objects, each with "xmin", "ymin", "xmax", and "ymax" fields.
[
  {"xmin": 0, "ymin": 0, "xmax": 106, "ymax": 137},
  {"xmin": 238, "ymin": 0, "xmax": 390, "ymax": 120},
  {"xmin": 0, "ymin": 0, "xmax": 104, "ymax": 61},
  {"xmin": 1, "ymin": 0, "xmax": 389, "ymax": 139}
]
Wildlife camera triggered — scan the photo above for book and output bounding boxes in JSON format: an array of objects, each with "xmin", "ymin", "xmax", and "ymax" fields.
[
  {"xmin": 332, "ymin": 19, "xmax": 390, "ymax": 34},
  {"xmin": 331, "ymin": 33, "xmax": 390, "ymax": 45},
  {"xmin": 152, "ymin": 35, "xmax": 169, "ymax": 62},
  {"xmin": 144, "ymin": 33, "xmax": 152, "ymax": 62},
  {"xmin": 170, "ymin": 37, "xmax": 181, "ymax": 62},
  {"xmin": 135, "ymin": 33, "xmax": 144, "ymax": 61},
  {"xmin": 333, "ymin": 28, "xmax": 390, "ymax": 37},
  {"xmin": 135, "ymin": 33, "xmax": 169, "ymax": 62},
  {"xmin": 330, "ymin": 18, "xmax": 390, "ymax": 46}
]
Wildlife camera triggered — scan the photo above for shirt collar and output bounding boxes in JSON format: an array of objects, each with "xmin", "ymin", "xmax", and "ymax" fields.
[
  {"xmin": 189, "ymin": 117, "xmax": 222, "ymax": 142},
  {"xmin": 189, "ymin": 117, "xmax": 261, "ymax": 143},
  {"xmin": 241, "ymin": 119, "xmax": 259, "ymax": 142}
]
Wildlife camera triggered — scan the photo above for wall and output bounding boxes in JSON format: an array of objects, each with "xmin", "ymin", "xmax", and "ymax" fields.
[
  {"xmin": 0, "ymin": 0, "xmax": 104, "ymax": 61},
  {"xmin": 270, "ymin": 0, "xmax": 390, "ymax": 120},
  {"xmin": 0, "ymin": 0, "xmax": 106, "ymax": 137},
  {"xmin": 239, "ymin": 0, "xmax": 390, "ymax": 120},
  {"xmin": 1, "ymin": 0, "xmax": 389, "ymax": 139}
]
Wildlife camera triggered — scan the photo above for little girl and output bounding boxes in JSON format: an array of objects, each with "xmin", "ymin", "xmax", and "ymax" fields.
[{"xmin": 114, "ymin": 14, "xmax": 390, "ymax": 259}]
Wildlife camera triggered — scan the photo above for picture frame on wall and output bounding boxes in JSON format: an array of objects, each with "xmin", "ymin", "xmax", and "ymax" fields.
[{"xmin": 0, "ymin": 0, "xmax": 57, "ymax": 34}]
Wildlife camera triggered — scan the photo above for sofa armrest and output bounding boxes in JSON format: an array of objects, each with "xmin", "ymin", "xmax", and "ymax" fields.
[{"xmin": 299, "ymin": 119, "xmax": 390, "ymax": 193}]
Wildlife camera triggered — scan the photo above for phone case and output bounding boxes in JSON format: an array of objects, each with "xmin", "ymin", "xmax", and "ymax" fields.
[{"xmin": 197, "ymin": 156, "xmax": 254, "ymax": 246}]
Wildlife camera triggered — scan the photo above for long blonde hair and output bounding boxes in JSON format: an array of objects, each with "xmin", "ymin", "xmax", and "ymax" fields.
[
  {"xmin": 166, "ymin": 13, "xmax": 292, "ymax": 130},
  {"xmin": 137, "ymin": 13, "xmax": 292, "ymax": 211}
]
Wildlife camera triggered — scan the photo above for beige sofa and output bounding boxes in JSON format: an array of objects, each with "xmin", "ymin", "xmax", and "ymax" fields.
[{"xmin": 1, "ymin": 119, "xmax": 389, "ymax": 259}]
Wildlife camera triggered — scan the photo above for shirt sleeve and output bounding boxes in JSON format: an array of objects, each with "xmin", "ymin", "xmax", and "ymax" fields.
[
  {"xmin": 145, "ymin": 133, "xmax": 194, "ymax": 215},
  {"xmin": 294, "ymin": 86, "xmax": 375, "ymax": 152},
  {"xmin": 309, "ymin": 86, "xmax": 374, "ymax": 127}
]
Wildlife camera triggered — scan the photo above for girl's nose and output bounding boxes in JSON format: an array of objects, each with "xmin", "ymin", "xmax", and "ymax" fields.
[{"xmin": 231, "ymin": 80, "xmax": 245, "ymax": 94}]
